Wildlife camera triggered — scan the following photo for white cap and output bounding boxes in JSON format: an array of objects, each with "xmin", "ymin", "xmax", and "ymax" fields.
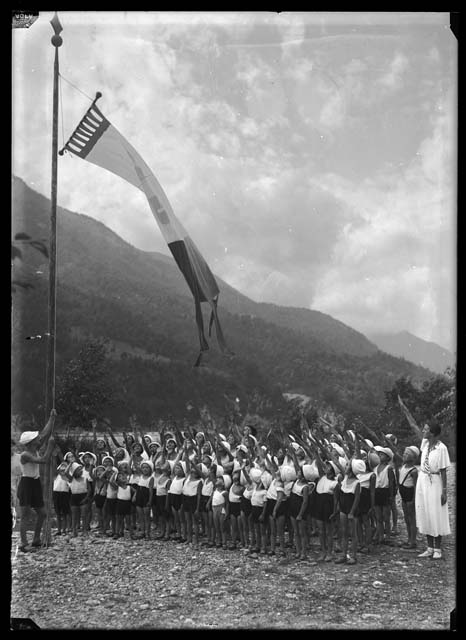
[{"xmin": 19, "ymin": 431, "xmax": 39, "ymax": 445}]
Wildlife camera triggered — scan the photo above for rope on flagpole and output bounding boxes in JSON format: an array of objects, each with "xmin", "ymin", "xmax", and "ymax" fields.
[{"xmin": 59, "ymin": 72, "xmax": 95, "ymax": 102}]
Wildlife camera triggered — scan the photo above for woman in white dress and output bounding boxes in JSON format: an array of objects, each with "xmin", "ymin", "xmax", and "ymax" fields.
[
  {"xmin": 398, "ymin": 396, "xmax": 451, "ymax": 560},
  {"xmin": 415, "ymin": 420, "xmax": 450, "ymax": 559}
]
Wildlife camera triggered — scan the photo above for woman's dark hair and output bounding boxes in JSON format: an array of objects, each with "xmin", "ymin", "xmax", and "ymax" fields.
[{"xmin": 427, "ymin": 419, "xmax": 441, "ymax": 437}]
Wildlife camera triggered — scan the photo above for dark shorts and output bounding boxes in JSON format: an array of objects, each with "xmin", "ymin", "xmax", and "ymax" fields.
[
  {"xmin": 182, "ymin": 494, "xmax": 198, "ymax": 514},
  {"xmin": 169, "ymin": 493, "xmax": 182, "ymax": 512},
  {"xmin": 288, "ymin": 492, "xmax": 303, "ymax": 519},
  {"xmin": 240, "ymin": 497, "xmax": 252, "ymax": 516},
  {"xmin": 305, "ymin": 490, "xmax": 319, "ymax": 519},
  {"xmin": 70, "ymin": 493, "xmax": 87, "ymax": 507},
  {"xmin": 229, "ymin": 501, "xmax": 241, "ymax": 518},
  {"xmin": 315, "ymin": 493, "xmax": 334, "ymax": 522},
  {"xmin": 105, "ymin": 497, "xmax": 117, "ymax": 516},
  {"xmin": 374, "ymin": 487, "xmax": 390, "ymax": 507},
  {"xmin": 200, "ymin": 494, "xmax": 211, "ymax": 513},
  {"xmin": 116, "ymin": 499, "xmax": 131, "ymax": 516},
  {"xmin": 18, "ymin": 477, "xmax": 44, "ymax": 509},
  {"xmin": 154, "ymin": 494, "xmax": 170, "ymax": 517},
  {"xmin": 356, "ymin": 487, "xmax": 371, "ymax": 516},
  {"xmin": 339, "ymin": 491, "xmax": 355, "ymax": 515},
  {"xmin": 399, "ymin": 486, "xmax": 415, "ymax": 503},
  {"xmin": 53, "ymin": 490, "xmax": 71, "ymax": 516},
  {"xmin": 94, "ymin": 494, "xmax": 106, "ymax": 509},
  {"xmin": 266, "ymin": 497, "xmax": 288, "ymax": 519},
  {"xmin": 135, "ymin": 486, "xmax": 150, "ymax": 508},
  {"xmin": 251, "ymin": 505, "xmax": 265, "ymax": 523}
]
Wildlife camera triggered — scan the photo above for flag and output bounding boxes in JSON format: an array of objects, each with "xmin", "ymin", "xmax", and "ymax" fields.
[{"xmin": 60, "ymin": 93, "xmax": 230, "ymax": 366}]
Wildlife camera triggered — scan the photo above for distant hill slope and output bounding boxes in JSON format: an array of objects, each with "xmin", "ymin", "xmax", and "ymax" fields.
[
  {"xmin": 12, "ymin": 176, "xmax": 433, "ymax": 425},
  {"xmin": 368, "ymin": 331, "xmax": 455, "ymax": 375}
]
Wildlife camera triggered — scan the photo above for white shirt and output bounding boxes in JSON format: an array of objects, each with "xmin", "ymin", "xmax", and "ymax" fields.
[
  {"xmin": 251, "ymin": 487, "xmax": 267, "ymax": 507},
  {"xmin": 117, "ymin": 485, "xmax": 132, "ymax": 500},
  {"xmin": 212, "ymin": 489, "xmax": 226, "ymax": 506},
  {"xmin": 316, "ymin": 476, "xmax": 339, "ymax": 495},
  {"xmin": 53, "ymin": 474, "xmax": 70, "ymax": 492}
]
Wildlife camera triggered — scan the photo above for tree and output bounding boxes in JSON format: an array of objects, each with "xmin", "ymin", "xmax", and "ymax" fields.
[
  {"xmin": 55, "ymin": 340, "xmax": 115, "ymax": 429},
  {"xmin": 377, "ymin": 370, "xmax": 456, "ymax": 455}
]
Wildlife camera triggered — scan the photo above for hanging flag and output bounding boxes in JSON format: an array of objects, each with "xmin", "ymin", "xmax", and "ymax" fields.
[{"xmin": 60, "ymin": 93, "xmax": 231, "ymax": 366}]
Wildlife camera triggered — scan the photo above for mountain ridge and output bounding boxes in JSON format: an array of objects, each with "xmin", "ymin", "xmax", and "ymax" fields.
[{"xmin": 368, "ymin": 330, "xmax": 455, "ymax": 375}]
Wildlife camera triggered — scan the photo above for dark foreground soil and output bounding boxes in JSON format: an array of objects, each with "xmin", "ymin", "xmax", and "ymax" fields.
[{"xmin": 10, "ymin": 466, "xmax": 455, "ymax": 630}]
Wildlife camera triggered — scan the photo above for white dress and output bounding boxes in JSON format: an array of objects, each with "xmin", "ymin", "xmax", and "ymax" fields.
[{"xmin": 415, "ymin": 438, "xmax": 451, "ymax": 537}]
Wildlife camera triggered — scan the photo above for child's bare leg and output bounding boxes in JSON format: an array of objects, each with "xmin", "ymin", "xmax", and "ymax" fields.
[
  {"xmin": 336, "ymin": 514, "xmax": 348, "ymax": 561},
  {"xmin": 326, "ymin": 521, "xmax": 335, "ymax": 557},
  {"xmin": 349, "ymin": 519, "xmax": 358, "ymax": 561},
  {"xmin": 316, "ymin": 519, "xmax": 326, "ymax": 559},
  {"xmin": 19, "ymin": 506, "xmax": 32, "ymax": 546},
  {"xmin": 291, "ymin": 518, "xmax": 301, "ymax": 557},
  {"xmin": 298, "ymin": 520, "xmax": 308, "ymax": 559},
  {"xmin": 260, "ymin": 523, "xmax": 267, "ymax": 553},
  {"xmin": 185, "ymin": 511, "xmax": 193, "ymax": 543}
]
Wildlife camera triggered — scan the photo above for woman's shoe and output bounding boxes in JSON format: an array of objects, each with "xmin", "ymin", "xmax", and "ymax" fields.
[
  {"xmin": 418, "ymin": 547, "xmax": 434, "ymax": 558},
  {"xmin": 431, "ymin": 549, "xmax": 442, "ymax": 560}
]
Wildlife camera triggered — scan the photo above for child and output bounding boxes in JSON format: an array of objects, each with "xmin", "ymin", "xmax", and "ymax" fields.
[
  {"xmin": 153, "ymin": 462, "xmax": 171, "ymax": 540},
  {"xmin": 314, "ymin": 454, "xmax": 341, "ymax": 562},
  {"xmin": 286, "ymin": 447, "xmax": 315, "ymax": 560},
  {"xmin": 228, "ymin": 470, "xmax": 245, "ymax": 550},
  {"xmin": 79, "ymin": 451, "xmax": 96, "ymax": 534},
  {"xmin": 115, "ymin": 471, "xmax": 135, "ymax": 539},
  {"xmin": 335, "ymin": 459, "xmax": 363, "ymax": 565},
  {"xmin": 102, "ymin": 455, "xmax": 118, "ymax": 537},
  {"xmin": 67, "ymin": 463, "xmax": 91, "ymax": 538},
  {"xmin": 130, "ymin": 445, "xmax": 144, "ymax": 535},
  {"xmin": 274, "ymin": 465, "xmax": 295, "ymax": 557},
  {"xmin": 182, "ymin": 458, "xmax": 203, "ymax": 549},
  {"xmin": 201, "ymin": 466, "xmax": 216, "ymax": 547},
  {"xmin": 92, "ymin": 465, "xmax": 108, "ymax": 533},
  {"xmin": 384, "ymin": 434, "xmax": 400, "ymax": 536},
  {"xmin": 398, "ymin": 446, "xmax": 419, "ymax": 549},
  {"xmin": 250, "ymin": 472, "xmax": 268, "ymax": 554},
  {"xmin": 208, "ymin": 475, "xmax": 229, "ymax": 549},
  {"xmin": 167, "ymin": 461, "xmax": 186, "ymax": 541},
  {"xmin": 373, "ymin": 446, "xmax": 396, "ymax": 545},
  {"xmin": 52, "ymin": 461, "xmax": 71, "ymax": 536},
  {"xmin": 135, "ymin": 461, "xmax": 154, "ymax": 539},
  {"xmin": 239, "ymin": 464, "xmax": 257, "ymax": 551},
  {"xmin": 355, "ymin": 457, "xmax": 376, "ymax": 554}
]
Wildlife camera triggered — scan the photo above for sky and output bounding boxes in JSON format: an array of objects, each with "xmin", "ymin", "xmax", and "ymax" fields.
[{"xmin": 12, "ymin": 11, "xmax": 457, "ymax": 352}]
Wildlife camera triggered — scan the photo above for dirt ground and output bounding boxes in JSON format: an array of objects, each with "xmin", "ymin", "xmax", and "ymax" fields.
[{"xmin": 10, "ymin": 465, "xmax": 456, "ymax": 630}]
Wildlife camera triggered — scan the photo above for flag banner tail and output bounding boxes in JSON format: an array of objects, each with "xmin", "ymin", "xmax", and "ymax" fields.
[
  {"xmin": 208, "ymin": 297, "xmax": 233, "ymax": 355},
  {"xmin": 60, "ymin": 94, "xmax": 229, "ymax": 358}
]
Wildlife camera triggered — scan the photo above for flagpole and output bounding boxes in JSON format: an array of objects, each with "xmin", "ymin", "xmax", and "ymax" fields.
[{"xmin": 43, "ymin": 12, "xmax": 63, "ymax": 546}]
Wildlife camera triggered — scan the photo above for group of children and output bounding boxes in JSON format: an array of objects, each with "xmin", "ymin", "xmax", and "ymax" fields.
[{"xmin": 47, "ymin": 421, "xmax": 421, "ymax": 565}]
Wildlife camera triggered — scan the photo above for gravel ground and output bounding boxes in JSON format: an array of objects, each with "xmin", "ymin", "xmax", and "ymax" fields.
[{"xmin": 10, "ymin": 465, "xmax": 456, "ymax": 630}]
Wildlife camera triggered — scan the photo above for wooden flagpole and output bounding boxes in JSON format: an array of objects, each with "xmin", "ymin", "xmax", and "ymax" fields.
[{"xmin": 43, "ymin": 12, "xmax": 63, "ymax": 546}]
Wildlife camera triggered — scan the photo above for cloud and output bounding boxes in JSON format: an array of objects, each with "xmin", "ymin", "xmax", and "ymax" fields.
[
  {"xmin": 377, "ymin": 51, "xmax": 409, "ymax": 90},
  {"xmin": 312, "ymin": 92, "xmax": 456, "ymax": 348}
]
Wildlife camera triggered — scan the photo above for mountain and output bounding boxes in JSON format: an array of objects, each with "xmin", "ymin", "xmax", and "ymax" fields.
[
  {"xmin": 12, "ymin": 176, "xmax": 434, "ymax": 426},
  {"xmin": 368, "ymin": 331, "xmax": 455, "ymax": 375}
]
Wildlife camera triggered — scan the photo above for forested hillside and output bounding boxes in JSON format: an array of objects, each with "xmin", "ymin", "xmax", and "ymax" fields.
[{"xmin": 12, "ymin": 176, "xmax": 433, "ymax": 427}]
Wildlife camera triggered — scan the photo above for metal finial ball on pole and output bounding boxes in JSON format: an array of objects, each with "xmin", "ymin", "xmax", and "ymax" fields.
[{"xmin": 51, "ymin": 34, "xmax": 63, "ymax": 47}]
